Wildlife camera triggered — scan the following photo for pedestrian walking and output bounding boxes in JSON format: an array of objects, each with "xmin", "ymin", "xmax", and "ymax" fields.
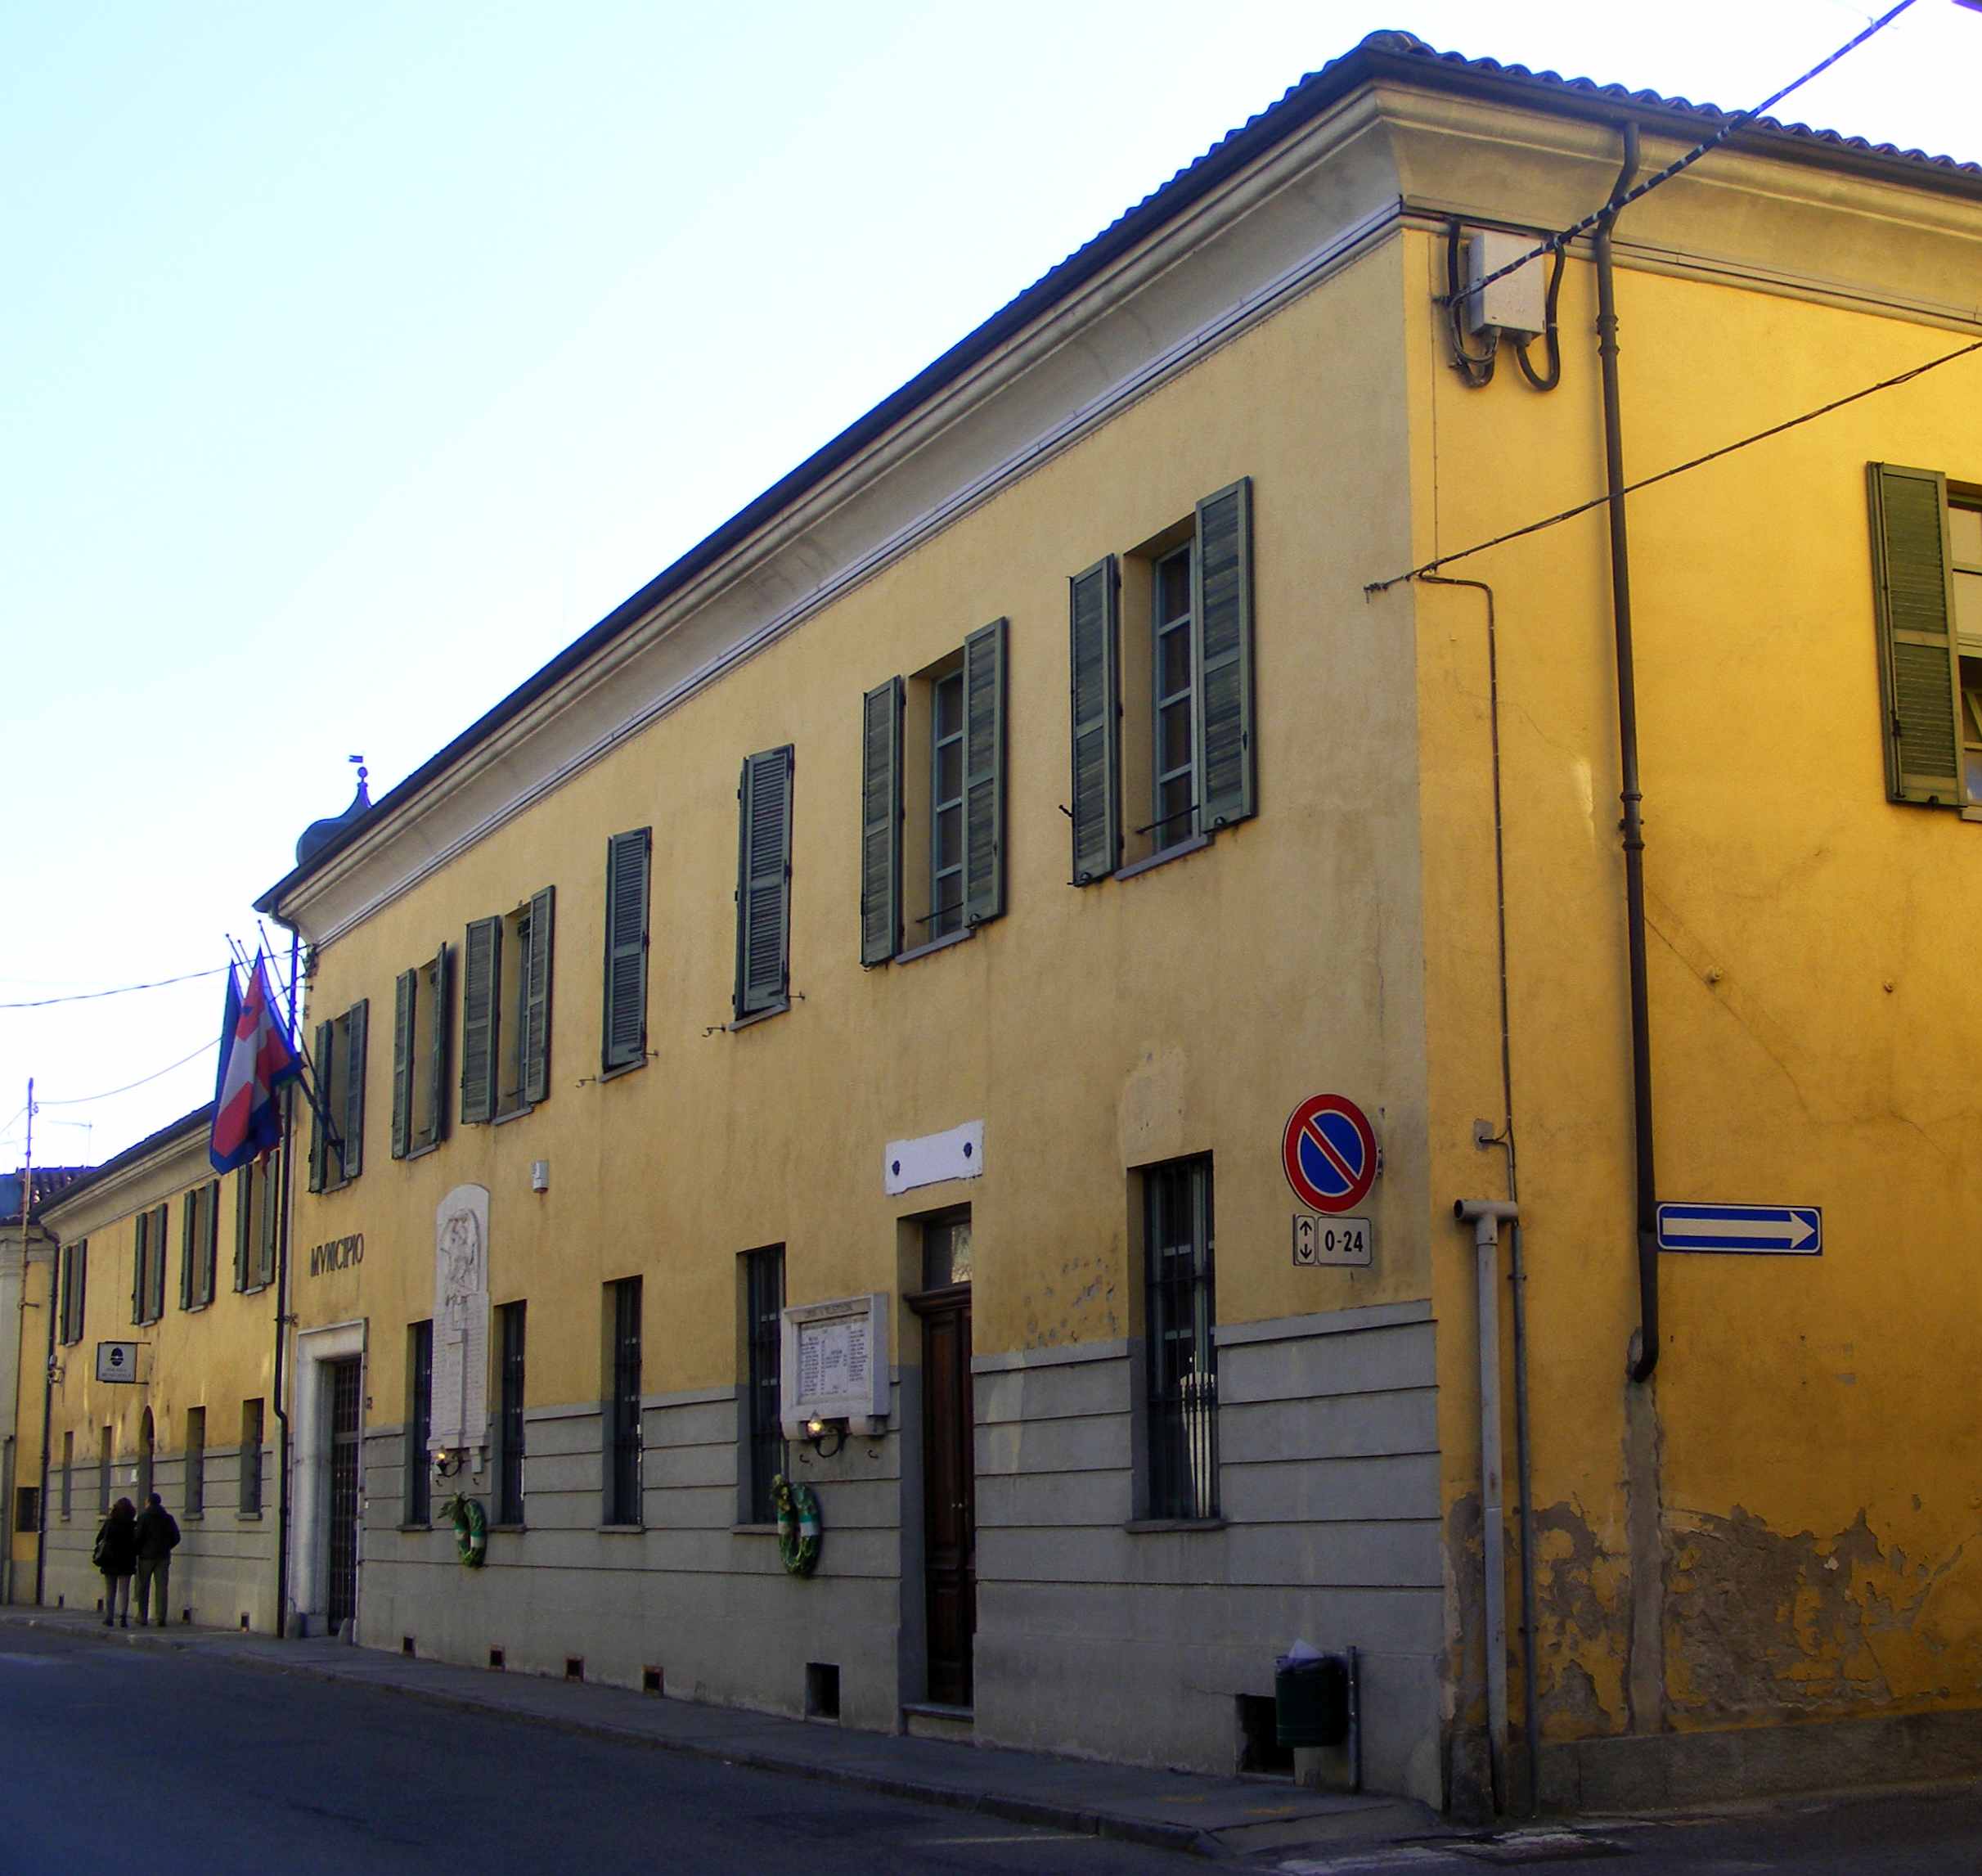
[
  {"xmin": 133, "ymin": 1491, "xmax": 181, "ymax": 1627},
  {"xmin": 93, "ymin": 1496, "xmax": 137, "ymax": 1628}
]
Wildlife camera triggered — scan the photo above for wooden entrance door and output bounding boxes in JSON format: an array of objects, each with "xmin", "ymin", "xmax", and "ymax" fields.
[
  {"xmin": 918, "ymin": 1289, "xmax": 974, "ymax": 1707},
  {"xmin": 326, "ymin": 1359, "xmax": 362, "ymax": 1631}
]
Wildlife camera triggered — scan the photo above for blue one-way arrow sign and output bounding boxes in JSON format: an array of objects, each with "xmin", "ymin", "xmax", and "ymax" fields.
[{"xmin": 1656, "ymin": 1203, "xmax": 1822, "ymax": 1256}]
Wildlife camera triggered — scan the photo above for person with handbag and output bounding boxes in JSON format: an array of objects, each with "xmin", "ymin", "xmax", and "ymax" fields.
[{"xmin": 92, "ymin": 1497, "xmax": 138, "ymax": 1628}]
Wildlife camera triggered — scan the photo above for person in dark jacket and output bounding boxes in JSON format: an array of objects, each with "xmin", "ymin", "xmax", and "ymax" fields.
[
  {"xmin": 94, "ymin": 1497, "xmax": 137, "ymax": 1627},
  {"xmin": 133, "ymin": 1491, "xmax": 181, "ymax": 1626}
]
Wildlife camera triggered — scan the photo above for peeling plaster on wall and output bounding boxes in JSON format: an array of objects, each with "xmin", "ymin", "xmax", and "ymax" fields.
[
  {"xmin": 1022, "ymin": 1253, "xmax": 1118, "ymax": 1350},
  {"xmin": 1531, "ymin": 1500, "xmax": 1629, "ymax": 1740},
  {"xmin": 1665, "ymin": 1505, "xmax": 1975, "ymax": 1725}
]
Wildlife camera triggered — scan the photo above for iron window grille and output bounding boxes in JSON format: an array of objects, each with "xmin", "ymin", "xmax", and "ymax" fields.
[
  {"xmin": 1144, "ymin": 1156, "xmax": 1219, "ymax": 1519},
  {"xmin": 240, "ymin": 1400, "xmax": 263, "ymax": 1516},
  {"xmin": 497, "ymin": 1302, "xmax": 527, "ymax": 1526},
  {"xmin": 744, "ymin": 1249, "xmax": 785, "ymax": 1525},
  {"xmin": 185, "ymin": 1407, "xmax": 205, "ymax": 1515},
  {"xmin": 607, "ymin": 1278, "xmax": 643, "ymax": 1526},
  {"xmin": 407, "ymin": 1322, "xmax": 433, "ymax": 1524}
]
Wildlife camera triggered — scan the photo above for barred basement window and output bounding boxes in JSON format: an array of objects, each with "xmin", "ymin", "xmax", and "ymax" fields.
[
  {"xmin": 98, "ymin": 1425, "xmax": 111, "ymax": 1514},
  {"xmin": 742, "ymin": 1248, "xmax": 785, "ymax": 1525},
  {"xmin": 240, "ymin": 1400, "xmax": 264, "ymax": 1516},
  {"xmin": 407, "ymin": 1322, "xmax": 433, "ymax": 1525},
  {"xmin": 1144, "ymin": 1156, "xmax": 1218, "ymax": 1520},
  {"xmin": 185, "ymin": 1407, "xmax": 205, "ymax": 1516},
  {"xmin": 605, "ymin": 1278, "xmax": 642, "ymax": 1527},
  {"xmin": 497, "ymin": 1302, "xmax": 526, "ymax": 1527},
  {"xmin": 61, "ymin": 1432, "xmax": 73, "ymax": 1520}
]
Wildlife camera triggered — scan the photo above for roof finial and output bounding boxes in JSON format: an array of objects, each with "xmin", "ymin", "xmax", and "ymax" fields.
[{"xmin": 348, "ymin": 752, "xmax": 370, "ymax": 806}]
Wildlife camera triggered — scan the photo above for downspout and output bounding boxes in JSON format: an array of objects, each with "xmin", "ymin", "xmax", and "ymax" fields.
[
  {"xmin": 1422, "ymin": 574, "xmax": 1542, "ymax": 1815},
  {"xmin": 1594, "ymin": 125, "xmax": 1661, "ymax": 1385},
  {"xmin": 34, "ymin": 1224, "xmax": 54, "ymax": 1606},
  {"xmin": 272, "ymin": 924, "xmax": 301, "ymax": 1636},
  {"xmin": 1454, "ymin": 1199, "xmax": 1519, "ymax": 1813}
]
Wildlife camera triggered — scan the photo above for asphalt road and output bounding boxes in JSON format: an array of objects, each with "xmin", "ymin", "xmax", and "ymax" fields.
[
  {"xmin": 8, "ymin": 1626, "xmax": 1982, "ymax": 1875},
  {"xmin": 0, "ymin": 1626, "xmax": 1198, "ymax": 1876}
]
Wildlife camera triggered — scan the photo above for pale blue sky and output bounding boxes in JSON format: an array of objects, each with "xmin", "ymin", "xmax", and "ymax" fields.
[{"xmin": 6, "ymin": 0, "xmax": 1978, "ymax": 1168}]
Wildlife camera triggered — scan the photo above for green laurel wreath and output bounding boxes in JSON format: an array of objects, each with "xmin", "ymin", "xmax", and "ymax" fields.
[
  {"xmin": 439, "ymin": 1493, "xmax": 488, "ymax": 1568},
  {"xmin": 771, "ymin": 1474, "xmax": 821, "ymax": 1577}
]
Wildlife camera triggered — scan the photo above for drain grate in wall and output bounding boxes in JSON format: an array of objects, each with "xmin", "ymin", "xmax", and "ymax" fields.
[{"xmin": 642, "ymin": 1666, "xmax": 663, "ymax": 1695}]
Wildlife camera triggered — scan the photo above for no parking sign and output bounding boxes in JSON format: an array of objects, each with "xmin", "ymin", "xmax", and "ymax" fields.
[{"xmin": 1282, "ymin": 1094, "xmax": 1378, "ymax": 1214}]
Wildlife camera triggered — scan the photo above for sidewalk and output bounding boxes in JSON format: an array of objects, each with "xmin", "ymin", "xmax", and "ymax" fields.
[{"xmin": 1, "ymin": 1607, "xmax": 1439, "ymax": 1860}]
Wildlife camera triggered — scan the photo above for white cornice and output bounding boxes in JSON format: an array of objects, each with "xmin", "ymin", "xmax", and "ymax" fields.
[
  {"xmin": 43, "ymin": 1128, "xmax": 214, "ymax": 1244},
  {"xmin": 279, "ymin": 81, "xmax": 1982, "ymax": 950}
]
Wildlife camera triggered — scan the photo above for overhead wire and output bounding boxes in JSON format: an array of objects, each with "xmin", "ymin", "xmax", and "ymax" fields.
[
  {"xmin": 0, "ymin": 964, "xmax": 231, "ymax": 1010},
  {"xmin": 35, "ymin": 1037, "xmax": 219, "ymax": 1107},
  {"xmin": 1367, "ymin": 336, "xmax": 1982, "ymax": 593},
  {"xmin": 1448, "ymin": 0, "xmax": 1921, "ymax": 311}
]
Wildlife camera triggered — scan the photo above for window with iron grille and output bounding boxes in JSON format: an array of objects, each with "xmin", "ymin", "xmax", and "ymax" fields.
[
  {"xmin": 742, "ymin": 1248, "xmax": 784, "ymax": 1524},
  {"xmin": 497, "ymin": 1302, "xmax": 527, "ymax": 1526},
  {"xmin": 407, "ymin": 1322, "xmax": 433, "ymax": 1524},
  {"xmin": 606, "ymin": 1279, "xmax": 643, "ymax": 1526},
  {"xmin": 98, "ymin": 1425, "xmax": 110, "ymax": 1514},
  {"xmin": 240, "ymin": 1400, "xmax": 263, "ymax": 1516},
  {"xmin": 1144, "ymin": 1156, "xmax": 1218, "ymax": 1520},
  {"xmin": 61, "ymin": 1432, "xmax": 73, "ymax": 1520},
  {"xmin": 185, "ymin": 1407, "xmax": 205, "ymax": 1515}
]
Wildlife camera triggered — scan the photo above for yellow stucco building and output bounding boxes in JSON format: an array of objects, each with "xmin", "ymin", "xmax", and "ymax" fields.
[
  {"xmin": 17, "ymin": 29, "xmax": 1982, "ymax": 1816},
  {"xmin": 25, "ymin": 1107, "xmax": 285, "ymax": 1631}
]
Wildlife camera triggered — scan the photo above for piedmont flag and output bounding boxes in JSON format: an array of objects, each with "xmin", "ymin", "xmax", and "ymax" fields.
[{"xmin": 210, "ymin": 952, "xmax": 301, "ymax": 1174}]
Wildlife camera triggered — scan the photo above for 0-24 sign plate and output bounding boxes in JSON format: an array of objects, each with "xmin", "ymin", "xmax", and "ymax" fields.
[{"xmin": 1292, "ymin": 1213, "xmax": 1373, "ymax": 1267}]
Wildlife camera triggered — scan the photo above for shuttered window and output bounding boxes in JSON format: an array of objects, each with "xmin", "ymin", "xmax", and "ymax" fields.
[
  {"xmin": 1069, "ymin": 477, "xmax": 1256, "ymax": 880},
  {"xmin": 463, "ymin": 896, "xmax": 554, "ymax": 1119},
  {"xmin": 234, "ymin": 1152, "xmax": 280, "ymax": 1293},
  {"xmin": 59, "ymin": 1240, "xmax": 88, "ymax": 1345},
  {"xmin": 1869, "ymin": 463, "xmax": 1965, "ymax": 806},
  {"xmin": 308, "ymin": 1003, "xmax": 367, "ymax": 1189},
  {"xmin": 1068, "ymin": 558, "xmax": 1121, "ymax": 884},
  {"xmin": 602, "ymin": 830, "xmax": 650, "ymax": 1072},
  {"xmin": 133, "ymin": 1203, "xmax": 168, "ymax": 1325},
  {"xmin": 179, "ymin": 1181, "xmax": 218, "ymax": 1311},
  {"xmin": 860, "ymin": 681, "xmax": 902, "ymax": 965},
  {"xmin": 735, "ymin": 747, "xmax": 794, "ymax": 1019},
  {"xmin": 963, "ymin": 619, "xmax": 1007, "ymax": 927},
  {"xmin": 392, "ymin": 945, "xmax": 451, "ymax": 1157}
]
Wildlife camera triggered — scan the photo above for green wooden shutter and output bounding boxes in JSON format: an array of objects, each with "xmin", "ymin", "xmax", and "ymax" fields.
[
  {"xmin": 523, "ymin": 888, "xmax": 555, "ymax": 1105},
  {"xmin": 603, "ymin": 830, "xmax": 650, "ymax": 1071},
  {"xmin": 1193, "ymin": 477, "xmax": 1256, "ymax": 829},
  {"xmin": 1068, "ymin": 557, "xmax": 1121, "ymax": 884},
  {"xmin": 132, "ymin": 1211, "xmax": 146, "ymax": 1323},
  {"xmin": 308, "ymin": 1019, "xmax": 332, "ymax": 1191},
  {"xmin": 426, "ymin": 943, "xmax": 451, "ymax": 1146},
  {"xmin": 179, "ymin": 1191, "xmax": 194, "ymax": 1310},
  {"xmin": 342, "ymin": 1001, "xmax": 367, "ymax": 1180},
  {"xmin": 391, "ymin": 968, "xmax": 416, "ymax": 1158},
  {"xmin": 735, "ymin": 747, "xmax": 794, "ymax": 1017},
  {"xmin": 963, "ymin": 619, "xmax": 1007, "ymax": 925},
  {"xmin": 1868, "ymin": 462, "xmax": 1963, "ymax": 805},
  {"xmin": 258, "ymin": 1150, "xmax": 281, "ymax": 1287},
  {"xmin": 234, "ymin": 1169, "xmax": 252, "ymax": 1291},
  {"xmin": 461, "ymin": 918, "xmax": 501, "ymax": 1122},
  {"xmin": 861, "ymin": 678, "xmax": 903, "ymax": 965},
  {"xmin": 150, "ymin": 1205, "xmax": 168, "ymax": 1320}
]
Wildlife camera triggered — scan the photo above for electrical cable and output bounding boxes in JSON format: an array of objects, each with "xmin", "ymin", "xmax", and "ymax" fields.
[
  {"xmin": 35, "ymin": 1037, "xmax": 218, "ymax": 1107},
  {"xmin": 1367, "ymin": 335, "xmax": 1982, "ymax": 593},
  {"xmin": 0, "ymin": 964, "xmax": 231, "ymax": 1010},
  {"xmin": 1448, "ymin": 0, "xmax": 1919, "ymax": 311},
  {"xmin": 1511, "ymin": 245, "xmax": 1567, "ymax": 393},
  {"xmin": 1445, "ymin": 222, "xmax": 1499, "ymax": 387}
]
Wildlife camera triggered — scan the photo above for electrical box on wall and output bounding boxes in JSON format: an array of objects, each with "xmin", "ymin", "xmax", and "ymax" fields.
[{"xmin": 1463, "ymin": 229, "xmax": 1547, "ymax": 338}]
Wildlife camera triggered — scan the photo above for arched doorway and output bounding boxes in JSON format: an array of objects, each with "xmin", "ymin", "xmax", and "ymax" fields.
[{"xmin": 138, "ymin": 1409, "xmax": 154, "ymax": 1505}]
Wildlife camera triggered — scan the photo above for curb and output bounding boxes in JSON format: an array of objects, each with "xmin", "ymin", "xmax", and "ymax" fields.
[{"xmin": 7, "ymin": 1614, "xmax": 1219, "ymax": 1858}]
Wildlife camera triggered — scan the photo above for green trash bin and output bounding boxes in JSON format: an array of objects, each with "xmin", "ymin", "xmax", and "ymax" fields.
[{"xmin": 1274, "ymin": 1652, "xmax": 1350, "ymax": 1748}]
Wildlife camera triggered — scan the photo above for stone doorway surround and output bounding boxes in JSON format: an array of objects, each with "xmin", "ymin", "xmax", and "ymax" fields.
[{"xmin": 290, "ymin": 1318, "xmax": 366, "ymax": 1634}]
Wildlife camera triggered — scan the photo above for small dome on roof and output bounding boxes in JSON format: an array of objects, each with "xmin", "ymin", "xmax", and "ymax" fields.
[{"xmin": 295, "ymin": 763, "xmax": 372, "ymax": 867}]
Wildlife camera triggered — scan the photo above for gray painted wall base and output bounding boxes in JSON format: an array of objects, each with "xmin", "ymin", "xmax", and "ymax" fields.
[{"xmin": 1535, "ymin": 1705, "xmax": 1982, "ymax": 1813}]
